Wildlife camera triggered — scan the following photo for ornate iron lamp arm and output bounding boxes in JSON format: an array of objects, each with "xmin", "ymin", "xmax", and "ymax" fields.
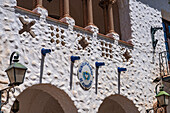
[
  {"xmin": 155, "ymin": 83, "xmax": 161, "ymax": 95},
  {"xmin": 10, "ymin": 52, "xmax": 19, "ymax": 65},
  {"xmin": 0, "ymin": 86, "xmax": 14, "ymax": 112},
  {"xmin": 146, "ymin": 108, "xmax": 154, "ymax": 113}
]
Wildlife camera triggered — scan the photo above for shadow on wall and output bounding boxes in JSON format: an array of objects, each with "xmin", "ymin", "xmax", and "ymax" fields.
[{"xmin": 136, "ymin": 0, "xmax": 170, "ymax": 12}]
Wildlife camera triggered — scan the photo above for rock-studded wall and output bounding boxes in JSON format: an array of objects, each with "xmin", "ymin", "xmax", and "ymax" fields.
[
  {"xmin": 0, "ymin": 0, "xmax": 169, "ymax": 113},
  {"xmin": 129, "ymin": 0, "xmax": 169, "ymax": 112}
]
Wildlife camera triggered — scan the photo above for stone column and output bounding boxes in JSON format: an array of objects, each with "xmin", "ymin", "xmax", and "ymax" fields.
[
  {"xmin": 32, "ymin": 0, "xmax": 48, "ymax": 20},
  {"xmin": 99, "ymin": 0, "xmax": 108, "ymax": 34},
  {"xmin": 106, "ymin": 0, "xmax": 119, "ymax": 40},
  {"xmin": 63, "ymin": 0, "xmax": 70, "ymax": 17},
  {"xmin": 60, "ymin": 0, "xmax": 75, "ymax": 28},
  {"xmin": 99, "ymin": 0, "xmax": 116, "ymax": 34},
  {"xmin": 103, "ymin": 5, "xmax": 108, "ymax": 34},
  {"xmin": 87, "ymin": 0, "xmax": 93, "ymax": 25},
  {"xmin": 108, "ymin": 3, "xmax": 114, "ymax": 33},
  {"xmin": 85, "ymin": 0, "xmax": 98, "ymax": 33}
]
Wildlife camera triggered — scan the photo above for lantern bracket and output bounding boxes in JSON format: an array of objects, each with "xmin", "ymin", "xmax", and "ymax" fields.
[
  {"xmin": 10, "ymin": 52, "xmax": 19, "ymax": 65},
  {"xmin": 151, "ymin": 27, "xmax": 163, "ymax": 53},
  {"xmin": 0, "ymin": 86, "xmax": 15, "ymax": 112},
  {"xmin": 155, "ymin": 82, "xmax": 162, "ymax": 95},
  {"xmin": 146, "ymin": 108, "xmax": 154, "ymax": 113}
]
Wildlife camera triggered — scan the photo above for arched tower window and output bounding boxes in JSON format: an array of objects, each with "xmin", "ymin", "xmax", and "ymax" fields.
[
  {"xmin": 112, "ymin": 1, "xmax": 121, "ymax": 37},
  {"xmin": 117, "ymin": 0, "xmax": 132, "ymax": 41},
  {"xmin": 43, "ymin": 0, "xmax": 60, "ymax": 19},
  {"xmin": 93, "ymin": 0, "xmax": 105, "ymax": 34},
  {"xmin": 94, "ymin": 0, "xmax": 131, "ymax": 41},
  {"xmin": 70, "ymin": 0, "xmax": 84, "ymax": 27},
  {"xmin": 17, "ymin": 0, "xmax": 61, "ymax": 19}
]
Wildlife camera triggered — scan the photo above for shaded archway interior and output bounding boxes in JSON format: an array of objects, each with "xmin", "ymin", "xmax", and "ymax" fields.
[
  {"xmin": 98, "ymin": 94, "xmax": 139, "ymax": 113},
  {"xmin": 11, "ymin": 84, "xmax": 77, "ymax": 113}
]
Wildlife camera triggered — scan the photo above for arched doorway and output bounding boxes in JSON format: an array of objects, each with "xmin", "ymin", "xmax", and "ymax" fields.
[
  {"xmin": 98, "ymin": 94, "xmax": 139, "ymax": 113},
  {"xmin": 11, "ymin": 84, "xmax": 77, "ymax": 113}
]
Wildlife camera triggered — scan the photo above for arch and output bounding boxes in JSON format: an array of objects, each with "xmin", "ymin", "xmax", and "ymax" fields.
[
  {"xmin": 11, "ymin": 84, "xmax": 77, "ymax": 113},
  {"xmin": 98, "ymin": 94, "xmax": 139, "ymax": 113}
]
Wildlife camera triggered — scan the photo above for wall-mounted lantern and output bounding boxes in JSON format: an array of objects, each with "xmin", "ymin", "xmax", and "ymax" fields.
[
  {"xmin": 0, "ymin": 52, "xmax": 27, "ymax": 113},
  {"xmin": 70, "ymin": 56, "xmax": 80, "ymax": 90},
  {"xmin": 95, "ymin": 62, "xmax": 105, "ymax": 94},
  {"xmin": 5, "ymin": 52, "xmax": 27, "ymax": 86},
  {"xmin": 156, "ymin": 85, "xmax": 169, "ymax": 107},
  {"xmin": 146, "ymin": 84, "xmax": 170, "ymax": 113}
]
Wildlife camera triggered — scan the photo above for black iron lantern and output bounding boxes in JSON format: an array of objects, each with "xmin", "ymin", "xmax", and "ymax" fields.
[
  {"xmin": 5, "ymin": 52, "xmax": 27, "ymax": 86},
  {"xmin": 156, "ymin": 88, "xmax": 170, "ymax": 106}
]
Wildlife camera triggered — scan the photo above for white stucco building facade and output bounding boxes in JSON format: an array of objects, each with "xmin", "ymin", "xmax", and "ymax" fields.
[{"xmin": 0, "ymin": 0, "xmax": 169, "ymax": 113}]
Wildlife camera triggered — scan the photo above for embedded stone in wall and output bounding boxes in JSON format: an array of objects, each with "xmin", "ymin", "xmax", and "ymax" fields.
[
  {"xmin": 48, "ymin": 26, "xmax": 67, "ymax": 47},
  {"xmin": 100, "ymin": 40, "xmax": 113, "ymax": 59},
  {"xmin": 123, "ymin": 50, "xmax": 132, "ymax": 61},
  {"xmin": 79, "ymin": 37, "xmax": 89, "ymax": 49}
]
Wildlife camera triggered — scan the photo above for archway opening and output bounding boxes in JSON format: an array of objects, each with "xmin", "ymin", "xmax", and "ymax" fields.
[
  {"xmin": 98, "ymin": 94, "xmax": 139, "ymax": 113},
  {"xmin": 10, "ymin": 84, "xmax": 77, "ymax": 113},
  {"xmin": 43, "ymin": 0, "xmax": 60, "ymax": 19}
]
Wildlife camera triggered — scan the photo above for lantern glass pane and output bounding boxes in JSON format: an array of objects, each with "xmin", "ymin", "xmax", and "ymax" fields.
[
  {"xmin": 15, "ymin": 69, "xmax": 25, "ymax": 83},
  {"xmin": 165, "ymin": 95, "xmax": 169, "ymax": 106},
  {"xmin": 157, "ymin": 96, "xmax": 164, "ymax": 106},
  {"xmin": 6, "ymin": 68, "xmax": 15, "ymax": 84}
]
